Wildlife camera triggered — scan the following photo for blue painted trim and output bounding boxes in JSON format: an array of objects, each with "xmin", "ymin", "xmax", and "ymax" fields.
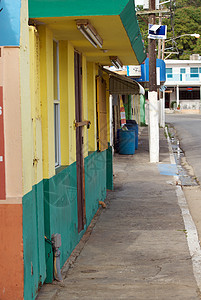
[
  {"xmin": 158, "ymin": 164, "xmax": 178, "ymax": 176},
  {"xmin": 0, "ymin": 0, "xmax": 21, "ymax": 46}
]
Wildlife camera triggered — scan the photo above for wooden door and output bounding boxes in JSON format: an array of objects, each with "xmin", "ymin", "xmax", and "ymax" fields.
[{"xmin": 96, "ymin": 76, "xmax": 108, "ymax": 152}]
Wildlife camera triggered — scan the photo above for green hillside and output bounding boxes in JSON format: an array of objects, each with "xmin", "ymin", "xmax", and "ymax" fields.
[{"xmin": 137, "ymin": 0, "xmax": 201, "ymax": 59}]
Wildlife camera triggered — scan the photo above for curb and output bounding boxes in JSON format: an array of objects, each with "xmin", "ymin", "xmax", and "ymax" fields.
[{"xmin": 165, "ymin": 125, "xmax": 201, "ymax": 293}]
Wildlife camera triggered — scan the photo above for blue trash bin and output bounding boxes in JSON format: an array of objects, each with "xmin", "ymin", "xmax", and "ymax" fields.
[
  {"xmin": 126, "ymin": 121, "xmax": 138, "ymax": 150},
  {"xmin": 119, "ymin": 130, "xmax": 135, "ymax": 155}
]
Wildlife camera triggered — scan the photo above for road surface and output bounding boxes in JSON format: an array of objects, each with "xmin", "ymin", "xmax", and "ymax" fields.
[{"xmin": 166, "ymin": 113, "xmax": 201, "ymax": 184}]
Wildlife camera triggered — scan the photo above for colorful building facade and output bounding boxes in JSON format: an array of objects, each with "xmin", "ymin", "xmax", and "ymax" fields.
[
  {"xmin": 165, "ymin": 57, "xmax": 201, "ymax": 112},
  {"xmin": 0, "ymin": 1, "xmax": 146, "ymax": 299}
]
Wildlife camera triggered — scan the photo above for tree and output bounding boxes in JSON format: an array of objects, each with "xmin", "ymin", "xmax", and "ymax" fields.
[
  {"xmin": 171, "ymin": 5, "xmax": 201, "ymax": 59},
  {"xmin": 136, "ymin": 1, "xmax": 201, "ymax": 59}
]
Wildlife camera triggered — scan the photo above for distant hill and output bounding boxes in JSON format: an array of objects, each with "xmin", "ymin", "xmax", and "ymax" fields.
[{"xmin": 137, "ymin": 0, "xmax": 201, "ymax": 59}]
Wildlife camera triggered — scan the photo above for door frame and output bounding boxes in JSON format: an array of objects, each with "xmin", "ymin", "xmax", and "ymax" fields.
[{"xmin": 74, "ymin": 51, "xmax": 85, "ymax": 233}]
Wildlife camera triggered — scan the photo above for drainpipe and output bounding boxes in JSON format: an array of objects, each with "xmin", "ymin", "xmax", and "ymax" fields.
[{"xmin": 51, "ymin": 233, "xmax": 62, "ymax": 282}]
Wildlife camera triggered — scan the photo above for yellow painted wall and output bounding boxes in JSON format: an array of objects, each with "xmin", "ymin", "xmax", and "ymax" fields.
[
  {"xmin": 67, "ymin": 42, "xmax": 76, "ymax": 165},
  {"xmin": 20, "ymin": 0, "xmax": 33, "ymax": 195},
  {"xmin": 29, "ymin": 26, "xmax": 43, "ymax": 185},
  {"xmin": 59, "ymin": 41, "xmax": 76, "ymax": 165},
  {"xmin": 82, "ymin": 55, "xmax": 88, "ymax": 158},
  {"xmin": 95, "ymin": 64, "xmax": 99, "ymax": 77},
  {"xmin": 87, "ymin": 62, "xmax": 97, "ymax": 152},
  {"xmin": 103, "ymin": 73, "xmax": 110, "ymax": 143},
  {"xmin": 38, "ymin": 26, "xmax": 55, "ymax": 179},
  {"xmin": 59, "ymin": 41, "xmax": 69, "ymax": 165}
]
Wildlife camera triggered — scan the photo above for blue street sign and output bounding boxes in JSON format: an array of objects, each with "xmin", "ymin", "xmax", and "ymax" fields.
[{"xmin": 148, "ymin": 24, "xmax": 167, "ymax": 40}]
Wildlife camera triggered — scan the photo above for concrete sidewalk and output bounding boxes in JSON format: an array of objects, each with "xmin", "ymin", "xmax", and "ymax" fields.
[{"xmin": 37, "ymin": 127, "xmax": 200, "ymax": 300}]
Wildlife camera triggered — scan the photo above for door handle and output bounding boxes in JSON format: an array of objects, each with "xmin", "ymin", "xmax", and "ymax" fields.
[{"xmin": 74, "ymin": 120, "xmax": 91, "ymax": 129}]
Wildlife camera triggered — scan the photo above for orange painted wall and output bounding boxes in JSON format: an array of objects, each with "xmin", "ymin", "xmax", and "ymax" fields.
[{"xmin": 0, "ymin": 204, "xmax": 24, "ymax": 300}]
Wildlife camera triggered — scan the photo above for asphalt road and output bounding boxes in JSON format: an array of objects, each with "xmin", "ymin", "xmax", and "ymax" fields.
[{"xmin": 166, "ymin": 113, "xmax": 201, "ymax": 184}]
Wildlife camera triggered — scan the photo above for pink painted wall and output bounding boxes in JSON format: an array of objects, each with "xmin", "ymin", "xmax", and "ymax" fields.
[{"xmin": 1, "ymin": 47, "xmax": 23, "ymax": 201}]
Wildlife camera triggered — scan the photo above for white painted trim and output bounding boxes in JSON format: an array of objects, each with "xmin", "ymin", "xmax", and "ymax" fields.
[
  {"xmin": 176, "ymin": 187, "xmax": 201, "ymax": 291},
  {"xmin": 54, "ymin": 103, "xmax": 61, "ymax": 168},
  {"xmin": 53, "ymin": 40, "xmax": 61, "ymax": 167},
  {"xmin": 165, "ymin": 60, "xmax": 201, "ymax": 65}
]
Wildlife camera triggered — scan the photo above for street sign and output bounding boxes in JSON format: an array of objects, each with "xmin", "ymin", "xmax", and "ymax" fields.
[
  {"xmin": 0, "ymin": 86, "xmax": 5, "ymax": 200},
  {"xmin": 148, "ymin": 24, "xmax": 167, "ymax": 40},
  {"xmin": 127, "ymin": 65, "xmax": 141, "ymax": 77},
  {"xmin": 160, "ymin": 85, "xmax": 167, "ymax": 92}
]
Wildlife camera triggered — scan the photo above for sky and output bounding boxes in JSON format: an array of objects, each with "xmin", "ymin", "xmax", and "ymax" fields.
[{"xmin": 135, "ymin": 0, "xmax": 143, "ymax": 5}]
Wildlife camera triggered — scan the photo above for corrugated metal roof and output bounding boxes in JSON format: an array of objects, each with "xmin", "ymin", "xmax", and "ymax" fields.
[{"xmin": 102, "ymin": 68, "xmax": 145, "ymax": 95}]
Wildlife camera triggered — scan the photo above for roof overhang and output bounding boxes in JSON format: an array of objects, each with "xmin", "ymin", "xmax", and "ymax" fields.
[
  {"xmin": 102, "ymin": 68, "xmax": 145, "ymax": 95},
  {"xmin": 28, "ymin": 0, "xmax": 146, "ymax": 65}
]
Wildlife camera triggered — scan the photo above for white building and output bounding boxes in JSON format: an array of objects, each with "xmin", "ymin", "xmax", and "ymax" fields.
[{"xmin": 165, "ymin": 55, "xmax": 201, "ymax": 113}]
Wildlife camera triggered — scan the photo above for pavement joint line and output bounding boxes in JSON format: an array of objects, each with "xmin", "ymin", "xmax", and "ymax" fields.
[{"xmin": 165, "ymin": 125, "xmax": 201, "ymax": 293}]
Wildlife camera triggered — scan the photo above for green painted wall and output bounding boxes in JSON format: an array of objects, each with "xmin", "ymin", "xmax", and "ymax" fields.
[
  {"xmin": 106, "ymin": 146, "xmax": 113, "ymax": 191},
  {"xmin": 23, "ymin": 181, "xmax": 46, "ymax": 300},
  {"xmin": 23, "ymin": 149, "xmax": 112, "ymax": 296},
  {"xmin": 85, "ymin": 151, "xmax": 107, "ymax": 226},
  {"xmin": 43, "ymin": 161, "xmax": 78, "ymax": 275},
  {"xmin": 44, "ymin": 151, "xmax": 108, "ymax": 279},
  {"xmin": 124, "ymin": 96, "xmax": 131, "ymax": 120},
  {"xmin": 124, "ymin": 96, "xmax": 128, "ymax": 120}
]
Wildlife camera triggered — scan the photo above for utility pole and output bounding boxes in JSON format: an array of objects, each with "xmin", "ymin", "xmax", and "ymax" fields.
[
  {"xmin": 158, "ymin": 12, "xmax": 162, "ymax": 59},
  {"xmin": 158, "ymin": 12, "xmax": 165, "ymax": 128},
  {"xmin": 149, "ymin": 0, "xmax": 159, "ymax": 163}
]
